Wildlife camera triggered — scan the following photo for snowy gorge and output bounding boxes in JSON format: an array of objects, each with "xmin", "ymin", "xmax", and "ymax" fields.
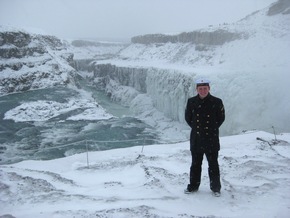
[
  {"xmin": 1, "ymin": 0, "xmax": 290, "ymax": 217},
  {"xmin": 72, "ymin": 1, "xmax": 290, "ymax": 136},
  {"xmin": 1, "ymin": 1, "xmax": 290, "ymax": 136}
]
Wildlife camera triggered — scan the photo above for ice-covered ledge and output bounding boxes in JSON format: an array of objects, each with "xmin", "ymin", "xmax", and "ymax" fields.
[
  {"xmin": 89, "ymin": 62, "xmax": 195, "ymax": 123},
  {"xmin": 78, "ymin": 57, "xmax": 290, "ymax": 137}
]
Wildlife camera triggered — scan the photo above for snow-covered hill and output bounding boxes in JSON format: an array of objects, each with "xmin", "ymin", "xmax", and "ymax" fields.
[
  {"xmin": 113, "ymin": 0, "xmax": 290, "ymax": 68},
  {"xmin": 0, "ymin": 131, "xmax": 290, "ymax": 217},
  {"xmin": 0, "ymin": 25, "xmax": 77, "ymax": 95},
  {"xmin": 70, "ymin": 0, "xmax": 290, "ymax": 136}
]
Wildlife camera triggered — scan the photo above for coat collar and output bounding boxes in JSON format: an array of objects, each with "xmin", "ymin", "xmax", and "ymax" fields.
[{"xmin": 197, "ymin": 93, "xmax": 211, "ymax": 101}]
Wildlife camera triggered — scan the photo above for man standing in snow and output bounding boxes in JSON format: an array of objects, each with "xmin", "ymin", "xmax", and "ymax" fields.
[{"xmin": 184, "ymin": 78, "xmax": 225, "ymax": 196}]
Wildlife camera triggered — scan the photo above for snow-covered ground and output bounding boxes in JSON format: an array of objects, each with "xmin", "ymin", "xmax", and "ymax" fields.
[
  {"xmin": 0, "ymin": 131, "xmax": 289, "ymax": 218},
  {"xmin": 1, "ymin": 2, "xmax": 290, "ymax": 217}
]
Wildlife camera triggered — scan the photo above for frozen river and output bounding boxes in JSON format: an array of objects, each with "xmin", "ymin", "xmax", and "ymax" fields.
[{"xmin": 0, "ymin": 81, "xmax": 160, "ymax": 165}]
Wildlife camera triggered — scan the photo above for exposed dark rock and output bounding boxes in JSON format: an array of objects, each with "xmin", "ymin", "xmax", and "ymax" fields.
[
  {"xmin": 0, "ymin": 31, "xmax": 67, "ymax": 59},
  {"xmin": 0, "ymin": 31, "xmax": 31, "ymax": 47},
  {"xmin": 71, "ymin": 40, "xmax": 100, "ymax": 47},
  {"xmin": 71, "ymin": 39, "xmax": 128, "ymax": 47},
  {"xmin": 0, "ymin": 46, "xmax": 46, "ymax": 59},
  {"xmin": 267, "ymin": 0, "xmax": 290, "ymax": 16},
  {"xmin": 131, "ymin": 29, "xmax": 245, "ymax": 45},
  {"xmin": 0, "ymin": 28, "xmax": 77, "ymax": 95}
]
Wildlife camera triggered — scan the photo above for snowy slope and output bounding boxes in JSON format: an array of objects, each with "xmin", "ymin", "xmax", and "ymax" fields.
[
  {"xmin": 0, "ymin": 25, "xmax": 77, "ymax": 95},
  {"xmin": 111, "ymin": 2, "xmax": 290, "ymax": 69},
  {"xmin": 0, "ymin": 131, "xmax": 289, "ymax": 218},
  {"xmin": 85, "ymin": 1, "xmax": 290, "ymax": 135}
]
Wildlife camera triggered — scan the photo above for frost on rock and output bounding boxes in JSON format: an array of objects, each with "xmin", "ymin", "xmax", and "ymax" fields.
[{"xmin": 0, "ymin": 27, "xmax": 77, "ymax": 95}]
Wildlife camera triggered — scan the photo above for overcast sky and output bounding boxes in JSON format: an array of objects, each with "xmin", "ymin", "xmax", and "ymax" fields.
[{"xmin": 0, "ymin": 0, "xmax": 276, "ymax": 41}]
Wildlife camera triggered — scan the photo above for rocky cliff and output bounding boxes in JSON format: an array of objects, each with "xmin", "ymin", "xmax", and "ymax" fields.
[
  {"xmin": 131, "ymin": 29, "xmax": 246, "ymax": 45},
  {"xmin": 0, "ymin": 26, "xmax": 77, "ymax": 95}
]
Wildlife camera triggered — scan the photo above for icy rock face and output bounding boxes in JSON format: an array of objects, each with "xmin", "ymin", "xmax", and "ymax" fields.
[
  {"xmin": 146, "ymin": 68, "xmax": 194, "ymax": 122},
  {"xmin": 0, "ymin": 31, "xmax": 31, "ymax": 47},
  {"xmin": 1, "ymin": 31, "xmax": 44, "ymax": 58},
  {"xmin": 92, "ymin": 63, "xmax": 194, "ymax": 123},
  {"xmin": 0, "ymin": 27, "xmax": 77, "ymax": 95},
  {"xmin": 267, "ymin": 0, "xmax": 290, "ymax": 16},
  {"xmin": 93, "ymin": 64, "xmax": 148, "ymax": 93},
  {"xmin": 73, "ymin": 59, "xmax": 96, "ymax": 72},
  {"xmin": 131, "ymin": 29, "xmax": 245, "ymax": 45}
]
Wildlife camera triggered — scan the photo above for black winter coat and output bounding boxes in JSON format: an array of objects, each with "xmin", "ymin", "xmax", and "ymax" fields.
[{"xmin": 185, "ymin": 93, "xmax": 225, "ymax": 153}]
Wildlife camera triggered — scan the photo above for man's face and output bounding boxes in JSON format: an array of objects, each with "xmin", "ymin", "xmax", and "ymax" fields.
[{"xmin": 196, "ymin": 85, "xmax": 210, "ymax": 99}]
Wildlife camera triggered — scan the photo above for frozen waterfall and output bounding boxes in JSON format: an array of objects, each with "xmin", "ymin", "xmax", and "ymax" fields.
[
  {"xmin": 91, "ymin": 64, "xmax": 194, "ymax": 123},
  {"xmin": 84, "ymin": 63, "xmax": 289, "ymax": 137}
]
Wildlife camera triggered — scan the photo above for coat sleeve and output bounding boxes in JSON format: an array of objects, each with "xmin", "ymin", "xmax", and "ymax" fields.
[
  {"xmin": 217, "ymin": 99, "xmax": 225, "ymax": 128},
  {"xmin": 185, "ymin": 99, "xmax": 193, "ymax": 128}
]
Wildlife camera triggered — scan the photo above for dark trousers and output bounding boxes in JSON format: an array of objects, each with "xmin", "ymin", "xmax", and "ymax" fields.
[{"xmin": 189, "ymin": 151, "xmax": 221, "ymax": 192}]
